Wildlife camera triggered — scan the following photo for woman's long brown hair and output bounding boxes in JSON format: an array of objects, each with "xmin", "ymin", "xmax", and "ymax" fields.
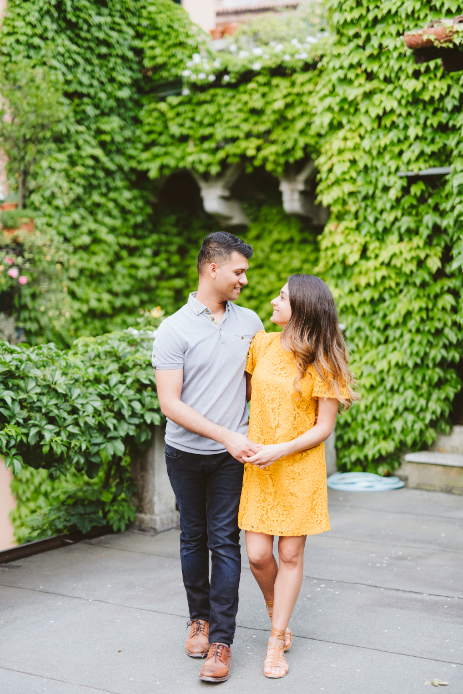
[{"xmin": 281, "ymin": 274, "xmax": 358, "ymax": 408}]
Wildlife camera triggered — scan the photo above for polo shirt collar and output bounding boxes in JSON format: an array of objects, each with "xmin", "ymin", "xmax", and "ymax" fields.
[{"xmin": 188, "ymin": 292, "xmax": 231, "ymax": 316}]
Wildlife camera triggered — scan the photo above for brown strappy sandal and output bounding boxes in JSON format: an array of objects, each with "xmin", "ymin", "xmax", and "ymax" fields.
[
  {"xmin": 265, "ymin": 599, "xmax": 292, "ymax": 651},
  {"xmin": 264, "ymin": 627, "xmax": 289, "ymax": 679}
]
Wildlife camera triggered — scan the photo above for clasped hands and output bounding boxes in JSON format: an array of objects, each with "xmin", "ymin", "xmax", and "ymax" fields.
[
  {"xmin": 225, "ymin": 432, "xmax": 289, "ymax": 468},
  {"xmin": 242, "ymin": 442, "xmax": 289, "ymax": 468}
]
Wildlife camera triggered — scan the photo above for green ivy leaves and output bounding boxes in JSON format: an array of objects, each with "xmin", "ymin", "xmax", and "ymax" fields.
[{"xmin": 0, "ymin": 327, "xmax": 161, "ymax": 479}]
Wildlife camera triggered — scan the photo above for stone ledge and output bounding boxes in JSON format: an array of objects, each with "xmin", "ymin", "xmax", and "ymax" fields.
[
  {"xmin": 399, "ymin": 453, "xmax": 463, "ymax": 496},
  {"xmin": 404, "ymin": 451, "xmax": 463, "ymax": 467}
]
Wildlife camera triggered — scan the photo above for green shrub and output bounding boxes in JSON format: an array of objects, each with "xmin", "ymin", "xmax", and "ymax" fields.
[
  {"xmin": 1, "ymin": 317, "xmax": 163, "ymax": 539},
  {"xmin": 0, "ymin": 209, "xmax": 36, "ymax": 230}
]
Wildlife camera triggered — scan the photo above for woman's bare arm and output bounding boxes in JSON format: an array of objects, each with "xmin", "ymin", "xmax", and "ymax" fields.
[{"xmin": 244, "ymin": 397, "xmax": 339, "ymax": 468}]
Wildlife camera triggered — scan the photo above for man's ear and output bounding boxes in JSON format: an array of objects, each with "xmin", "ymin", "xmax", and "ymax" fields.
[{"xmin": 209, "ymin": 262, "xmax": 219, "ymax": 279}]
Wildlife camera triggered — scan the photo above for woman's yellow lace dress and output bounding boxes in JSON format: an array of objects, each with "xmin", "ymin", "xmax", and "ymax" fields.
[{"xmin": 239, "ymin": 331, "xmax": 344, "ymax": 537}]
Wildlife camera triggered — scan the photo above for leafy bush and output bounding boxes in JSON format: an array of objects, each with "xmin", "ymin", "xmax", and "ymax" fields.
[
  {"xmin": 1, "ymin": 320, "xmax": 163, "ymax": 538},
  {"xmin": 10, "ymin": 456, "xmax": 137, "ymax": 543},
  {"xmin": 0, "ymin": 327, "xmax": 161, "ymax": 477}
]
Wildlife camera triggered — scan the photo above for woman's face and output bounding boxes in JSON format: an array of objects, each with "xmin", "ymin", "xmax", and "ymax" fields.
[{"xmin": 270, "ymin": 283, "xmax": 292, "ymax": 327}]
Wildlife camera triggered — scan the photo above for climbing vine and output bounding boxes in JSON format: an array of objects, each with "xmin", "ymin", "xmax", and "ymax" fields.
[
  {"xmin": 0, "ymin": 0, "xmax": 205, "ymax": 344},
  {"xmin": 1, "ymin": 0, "xmax": 462, "ymax": 484},
  {"xmin": 140, "ymin": 0, "xmax": 463, "ymax": 472},
  {"xmin": 313, "ymin": 0, "xmax": 463, "ymax": 471}
]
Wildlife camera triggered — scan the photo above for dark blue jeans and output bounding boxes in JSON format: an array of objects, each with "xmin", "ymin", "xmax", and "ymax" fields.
[{"xmin": 165, "ymin": 443, "xmax": 244, "ymax": 646}]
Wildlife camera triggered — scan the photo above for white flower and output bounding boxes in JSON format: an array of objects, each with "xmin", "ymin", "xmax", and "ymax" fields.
[
  {"xmin": 252, "ymin": 47, "xmax": 263, "ymax": 56},
  {"xmin": 275, "ymin": 44, "xmax": 283, "ymax": 52},
  {"xmin": 208, "ymin": 74, "xmax": 216, "ymax": 81},
  {"xmin": 182, "ymin": 69, "xmax": 191, "ymax": 77},
  {"xmin": 291, "ymin": 38, "xmax": 299, "ymax": 46},
  {"xmin": 203, "ymin": 62, "xmax": 210, "ymax": 70},
  {"xmin": 283, "ymin": 54, "xmax": 290, "ymax": 61},
  {"xmin": 223, "ymin": 74, "xmax": 230, "ymax": 82},
  {"xmin": 187, "ymin": 61, "xmax": 194, "ymax": 68},
  {"xmin": 264, "ymin": 53, "xmax": 269, "ymax": 59},
  {"xmin": 252, "ymin": 62, "xmax": 261, "ymax": 70},
  {"xmin": 306, "ymin": 36, "xmax": 319, "ymax": 44},
  {"xmin": 229, "ymin": 43, "xmax": 237, "ymax": 52},
  {"xmin": 213, "ymin": 58, "xmax": 221, "ymax": 68},
  {"xmin": 193, "ymin": 53, "xmax": 201, "ymax": 63},
  {"xmin": 300, "ymin": 51, "xmax": 307, "ymax": 59},
  {"xmin": 182, "ymin": 88, "xmax": 190, "ymax": 96},
  {"xmin": 238, "ymin": 50, "xmax": 249, "ymax": 58},
  {"xmin": 198, "ymin": 72, "xmax": 206, "ymax": 80}
]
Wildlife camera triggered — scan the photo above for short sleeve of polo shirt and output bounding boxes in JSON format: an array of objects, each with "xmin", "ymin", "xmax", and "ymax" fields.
[{"xmin": 152, "ymin": 320, "xmax": 185, "ymax": 370}]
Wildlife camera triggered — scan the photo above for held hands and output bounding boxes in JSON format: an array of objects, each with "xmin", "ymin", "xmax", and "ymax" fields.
[
  {"xmin": 243, "ymin": 443, "xmax": 290, "ymax": 469},
  {"xmin": 223, "ymin": 431, "xmax": 263, "ymax": 464}
]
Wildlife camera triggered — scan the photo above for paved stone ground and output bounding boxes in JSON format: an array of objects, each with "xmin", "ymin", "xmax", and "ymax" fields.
[{"xmin": 0, "ymin": 488, "xmax": 462, "ymax": 694}]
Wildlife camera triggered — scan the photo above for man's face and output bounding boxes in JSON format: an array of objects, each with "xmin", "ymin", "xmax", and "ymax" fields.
[{"xmin": 214, "ymin": 252, "xmax": 249, "ymax": 301}]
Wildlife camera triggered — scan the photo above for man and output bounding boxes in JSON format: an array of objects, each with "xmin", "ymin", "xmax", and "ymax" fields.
[{"xmin": 153, "ymin": 231, "xmax": 264, "ymax": 683}]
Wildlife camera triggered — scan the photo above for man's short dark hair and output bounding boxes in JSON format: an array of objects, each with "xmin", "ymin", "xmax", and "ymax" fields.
[{"xmin": 197, "ymin": 232, "xmax": 253, "ymax": 275}]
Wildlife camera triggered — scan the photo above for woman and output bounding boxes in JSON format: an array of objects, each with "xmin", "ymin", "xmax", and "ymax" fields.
[{"xmin": 239, "ymin": 274, "xmax": 357, "ymax": 679}]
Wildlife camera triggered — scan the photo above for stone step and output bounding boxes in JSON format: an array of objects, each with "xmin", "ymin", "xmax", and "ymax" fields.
[
  {"xmin": 404, "ymin": 451, "xmax": 463, "ymax": 467},
  {"xmin": 400, "ymin": 451, "xmax": 463, "ymax": 495}
]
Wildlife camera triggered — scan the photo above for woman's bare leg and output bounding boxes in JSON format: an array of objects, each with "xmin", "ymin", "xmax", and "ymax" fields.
[
  {"xmin": 263, "ymin": 535, "xmax": 306, "ymax": 676},
  {"xmin": 245, "ymin": 530, "xmax": 277, "ymax": 602},
  {"xmin": 272, "ymin": 535, "xmax": 306, "ymax": 632}
]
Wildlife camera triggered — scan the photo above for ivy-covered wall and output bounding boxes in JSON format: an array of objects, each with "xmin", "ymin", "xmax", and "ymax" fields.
[
  {"xmin": 0, "ymin": 0, "xmax": 205, "ymax": 345},
  {"xmin": 140, "ymin": 0, "xmax": 463, "ymax": 472},
  {"xmin": 314, "ymin": 0, "xmax": 463, "ymax": 471},
  {"xmin": 2, "ymin": 0, "xmax": 463, "ymax": 478}
]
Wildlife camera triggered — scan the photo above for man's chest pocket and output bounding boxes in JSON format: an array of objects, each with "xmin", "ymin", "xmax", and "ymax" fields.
[{"xmin": 222, "ymin": 333, "xmax": 253, "ymax": 358}]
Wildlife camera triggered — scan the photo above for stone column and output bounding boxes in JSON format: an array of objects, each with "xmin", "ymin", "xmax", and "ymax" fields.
[
  {"xmin": 325, "ymin": 429, "xmax": 337, "ymax": 477},
  {"xmin": 131, "ymin": 425, "xmax": 179, "ymax": 532},
  {"xmin": 279, "ymin": 160, "xmax": 330, "ymax": 225},
  {"xmin": 193, "ymin": 163, "xmax": 249, "ymax": 226}
]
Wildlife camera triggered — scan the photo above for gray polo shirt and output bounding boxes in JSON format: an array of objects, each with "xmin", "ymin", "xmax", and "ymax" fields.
[{"xmin": 152, "ymin": 292, "xmax": 264, "ymax": 454}]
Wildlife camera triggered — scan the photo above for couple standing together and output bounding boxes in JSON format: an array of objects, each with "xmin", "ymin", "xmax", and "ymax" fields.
[{"xmin": 153, "ymin": 232, "xmax": 355, "ymax": 682}]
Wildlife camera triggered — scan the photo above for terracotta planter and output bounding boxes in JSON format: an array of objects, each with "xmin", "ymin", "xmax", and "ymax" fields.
[
  {"xmin": 3, "ymin": 219, "xmax": 35, "ymax": 238},
  {"xmin": 210, "ymin": 27, "xmax": 224, "ymax": 40},
  {"xmin": 222, "ymin": 23, "xmax": 239, "ymax": 37},
  {"xmin": 1, "ymin": 202, "xmax": 17, "ymax": 211},
  {"xmin": 405, "ymin": 25, "xmax": 457, "ymax": 50}
]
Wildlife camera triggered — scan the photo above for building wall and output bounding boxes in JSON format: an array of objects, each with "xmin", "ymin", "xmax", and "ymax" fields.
[
  {"xmin": 182, "ymin": 0, "xmax": 215, "ymax": 33},
  {"xmin": 0, "ymin": 463, "xmax": 16, "ymax": 550},
  {"xmin": 0, "ymin": 0, "xmax": 8, "ymax": 201}
]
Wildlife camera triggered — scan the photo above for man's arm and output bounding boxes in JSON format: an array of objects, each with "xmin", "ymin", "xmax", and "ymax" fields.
[{"xmin": 156, "ymin": 368, "xmax": 261, "ymax": 463}]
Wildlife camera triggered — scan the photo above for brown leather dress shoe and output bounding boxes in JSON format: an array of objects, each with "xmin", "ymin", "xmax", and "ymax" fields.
[
  {"xmin": 185, "ymin": 619, "xmax": 210, "ymax": 658},
  {"xmin": 199, "ymin": 643, "xmax": 232, "ymax": 682}
]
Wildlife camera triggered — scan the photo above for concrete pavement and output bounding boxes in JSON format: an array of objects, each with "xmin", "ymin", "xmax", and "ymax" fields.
[{"xmin": 0, "ymin": 488, "xmax": 462, "ymax": 694}]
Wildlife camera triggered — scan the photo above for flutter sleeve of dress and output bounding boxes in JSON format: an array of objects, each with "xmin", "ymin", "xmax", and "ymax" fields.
[
  {"xmin": 245, "ymin": 330, "xmax": 267, "ymax": 375},
  {"xmin": 312, "ymin": 368, "xmax": 350, "ymax": 401}
]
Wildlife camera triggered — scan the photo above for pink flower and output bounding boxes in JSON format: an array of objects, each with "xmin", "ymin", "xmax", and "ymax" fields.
[
  {"xmin": 7, "ymin": 268, "xmax": 18, "ymax": 278},
  {"xmin": 18, "ymin": 275, "xmax": 28, "ymax": 285},
  {"xmin": 5, "ymin": 256, "xmax": 14, "ymax": 265}
]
